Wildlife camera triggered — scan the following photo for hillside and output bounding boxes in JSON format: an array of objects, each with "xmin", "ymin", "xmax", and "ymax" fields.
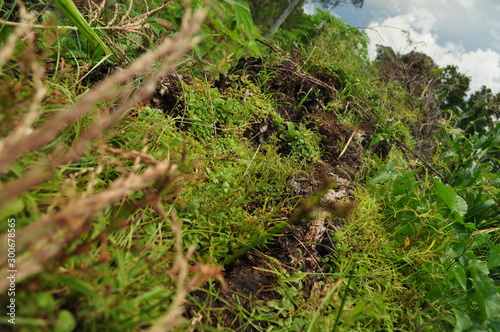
[{"xmin": 0, "ymin": 1, "xmax": 499, "ymax": 331}]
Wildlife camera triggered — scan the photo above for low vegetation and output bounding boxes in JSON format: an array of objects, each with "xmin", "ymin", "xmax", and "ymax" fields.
[{"xmin": 0, "ymin": 1, "xmax": 498, "ymax": 331}]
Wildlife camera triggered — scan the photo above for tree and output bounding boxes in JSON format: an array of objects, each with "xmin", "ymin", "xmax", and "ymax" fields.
[
  {"xmin": 375, "ymin": 45, "xmax": 397, "ymax": 63},
  {"xmin": 460, "ymin": 86, "xmax": 500, "ymax": 135},
  {"xmin": 266, "ymin": 0, "xmax": 302, "ymax": 37},
  {"xmin": 317, "ymin": 0, "xmax": 364, "ymax": 9},
  {"xmin": 265, "ymin": 0, "xmax": 364, "ymax": 38},
  {"xmin": 244, "ymin": 0, "xmax": 307, "ymax": 33},
  {"xmin": 437, "ymin": 65, "xmax": 471, "ymax": 111}
]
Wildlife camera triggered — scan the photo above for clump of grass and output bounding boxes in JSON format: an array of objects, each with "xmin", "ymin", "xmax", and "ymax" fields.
[
  {"xmin": 0, "ymin": 4, "xmax": 217, "ymax": 329},
  {"xmin": 0, "ymin": 3, "xmax": 312, "ymax": 329}
]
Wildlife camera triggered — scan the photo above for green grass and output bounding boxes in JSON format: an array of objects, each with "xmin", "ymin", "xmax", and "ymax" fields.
[{"xmin": 0, "ymin": 1, "xmax": 498, "ymax": 331}]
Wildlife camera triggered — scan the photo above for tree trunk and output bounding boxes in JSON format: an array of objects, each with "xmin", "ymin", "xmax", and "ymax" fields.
[{"xmin": 265, "ymin": 0, "xmax": 301, "ymax": 38}]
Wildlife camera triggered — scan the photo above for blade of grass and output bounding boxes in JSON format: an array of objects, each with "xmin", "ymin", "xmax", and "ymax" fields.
[
  {"xmin": 53, "ymin": 0, "xmax": 111, "ymax": 54},
  {"xmin": 332, "ymin": 268, "xmax": 354, "ymax": 332}
]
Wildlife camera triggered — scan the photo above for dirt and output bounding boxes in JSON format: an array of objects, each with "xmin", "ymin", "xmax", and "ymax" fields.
[
  {"xmin": 184, "ymin": 163, "xmax": 357, "ymax": 329},
  {"xmin": 77, "ymin": 52, "xmax": 431, "ymax": 329},
  {"xmin": 150, "ymin": 74, "xmax": 185, "ymax": 116},
  {"xmin": 147, "ymin": 57, "xmax": 375, "ymax": 330}
]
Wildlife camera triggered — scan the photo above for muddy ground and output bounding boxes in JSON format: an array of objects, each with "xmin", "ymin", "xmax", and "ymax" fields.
[
  {"xmin": 83, "ymin": 49, "xmax": 439, "ymax": 330},
  {"xmin": 149, "ymin": 56, "xmax": 389, "ymax": 330}
]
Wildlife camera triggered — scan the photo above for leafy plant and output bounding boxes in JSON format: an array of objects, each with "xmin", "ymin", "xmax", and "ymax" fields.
[
  {"xmin": 1, "ymin": 1, "xmax": 498, "ymax": 330},
  {"xmin": 162, "ymin": 0, "xmax": 263, "ymax": 74},
  {"xmin": 0, "ymin": 5, "xmax": 210, "ymax": 330},
  {"xmin": 53, "ymin": 0, "xmax": 111, "ymax": 55},
  {"xmin": 367, "ymin": 115, "xmax": 499, "ymax": 329},
  {"xmin": 279, "ymin": 121, "xmax": 322, "ymax": 161}
]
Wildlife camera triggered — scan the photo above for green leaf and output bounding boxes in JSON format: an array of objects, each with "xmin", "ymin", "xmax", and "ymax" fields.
[
  {"xmin": 453, "ymin": 265, "xmax": 468, "ymax": 290},
  {"xmin": 129, "ymin": 287, "xmax": 170, "ymax": 306},
  {"xmin": 391, "ymin": 168, "xmax": 421, "ymax": 196},
  {"xmin": 484, "ymin": 289, "xmax": 500, "ymax": 321},
  {"xmin": 370, "ymin": 161, "xmax": 402, "ymax": 184},
  {"xmin": 54, "ymin": 310, "xmax": 76, "ymax": 332},
  {"xmin": 466, "ymin": 199, "xmax": 496, "ymax": 219},
  {"xmin": 460, "ymin": 161, "xmax": 479, "ymax": 186},
  {"xmin": 53, "ymin": 0, "xmax": 111, "ymax": 54},
  {"xmin": 452, "ymin": 309, "xmax": 473, "ymax": 332},
  {"xmin": 468, "ymin": 259, "xmax": 490, "ymax": 277},
  {"xmin": 489, "ymin": 319, "xmax": 500, "ymax": 331},
  {"xmin": 434, "ymin": 179, "xmax": 468, "ymax": 217},
  {"xmin": 369, "ymin": 133, "xmax": 387, "ymax": 147},
  {"xmin": 472, "ymin": 284, "xmax": 488, "ymax": 321},
  {"xmin": 454, "ymin": 196, "xmax": 468, "ymax": 217},
  {"xmin": 427, "ymin": 285, "xmax": 442, "ymax": 302},
  {"xmin": 57, "ymin": 276, "xmax": 96, "ymax": 297},
  {"xmin": 232, "ymin": 1, "xmax": 257, "ymax": 36},
  {"xmin": 350, "ymin": 301, "xmax": 367, "ymax": 318},
  {"xmin": 488, "ymin": 245, "xmax": 500, "ymax": 269},
  {"xmin": 0, "ymin": 198, "xmax": 24, "ymax": 220},
  {"xmin": 37, "ymin": 292, "xmax": 55, "ymax": 311}
]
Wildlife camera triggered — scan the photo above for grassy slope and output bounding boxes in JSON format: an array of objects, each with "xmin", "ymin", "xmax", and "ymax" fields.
[{"xmin": 0, "ymin": 2, "xmax": 499, "ymax": 331}]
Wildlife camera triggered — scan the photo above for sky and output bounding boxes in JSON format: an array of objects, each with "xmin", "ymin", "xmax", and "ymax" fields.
[{"xmin": 304, "ymin": 0, "xmax": 500, "ymax": 94}]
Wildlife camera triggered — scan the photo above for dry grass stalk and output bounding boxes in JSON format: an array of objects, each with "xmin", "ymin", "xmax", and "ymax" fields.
[
  {"xmin": 0, "ymin": 6, "xmax": 206, "ymax": 289},
  {"xmin": 148, "ymin": 210, "xmax": 226, "ymax": 332},
  {"xmin": 0, "ymin": 159, "xmax": 178, "ymax": 291},
  {"xmin": 0, "ymin": 2, "xmax": 47, "ymax": 151},
  {"xmin": 0, "ymin": 4, "xmax": 217, "ymax": 327},
  {"xmin": 86, "ymin": 0, "xmax": 174, "ymax": 61},
  {"xmin": 0, "ymin": 2, "xmax": 32, "ymax": 71},
  {"xmin": 0, "ymin": 7, "xmax": 206, "ymax": 203}
]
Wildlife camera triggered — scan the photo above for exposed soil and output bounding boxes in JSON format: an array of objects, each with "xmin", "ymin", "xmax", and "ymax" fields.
[
  {"xmin": 70, "ymin": 53, "xmax": 381, "ymax": 329},
  {"xmin": 71, "ymin": 52, "xmax": 432, "ymax": 329},
  {"xmin": 150, "ymin": 74, "xmax": 185, "ymax": 116},
  {"xmin": 144, "ymin": 56, "xmax": 377, "ymax": 330},
  {"xmin": 231, "ymin": 57, "xmax": 336, "ymax": 121},
  {"xmin": 185, "ymin": 164, "xmax": 357, "ymax": 330}
]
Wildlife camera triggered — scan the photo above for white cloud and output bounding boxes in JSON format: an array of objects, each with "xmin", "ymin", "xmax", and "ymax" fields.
[
  {"xmin": 366, "ymin": 6, "xmax": 500, "ymax": 94},
  {"xmin": 302, "ymin": 2, "xmax": 316, "ymax": 15},
  {"xmin": 303, "ymin": 0, "xmax": 500, "ymax": 93},
  {"xmin": 456, "ymin": 50, "xmax": 500, "ymax": 92},
  {"xmin": 457, "ymin": 0, "xmax": 476, "ymax": 10}
]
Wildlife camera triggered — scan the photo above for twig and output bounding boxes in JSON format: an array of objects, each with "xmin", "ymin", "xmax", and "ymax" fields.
[
  {"xmin": 243, "ymin": 145, "xmax": 260, "ymax": 176},
  {"xmin": 0, "ymin": 19, "xmax": 78, "ymax": 30},
  {"xmin": 338, "ymin": 130, "xmax": 356, "ymax": 159},
  {"xmin": 393, "ymin": 139, "xmax": 443, "ymax": 178},
  {"xmin": 256, "ymin": 38, "xmax": 280, "ymax": 53},
  {"xmin": 249, "ymin": 64, "xmax": 336, "ymax": 96},
  {"xmin": 77, "ymin": 53, "xmax": 112, "ymax": 84}
]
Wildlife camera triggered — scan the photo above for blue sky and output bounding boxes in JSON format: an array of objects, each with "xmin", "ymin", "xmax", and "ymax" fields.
[{"xmin": 304, "ymin": 0, "xmax": 500, "ymax": 94}]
